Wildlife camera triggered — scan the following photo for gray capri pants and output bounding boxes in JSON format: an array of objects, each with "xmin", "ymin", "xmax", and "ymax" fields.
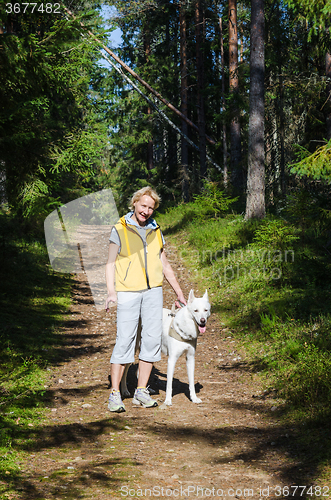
[{"xmin": 110, "ymin": 286, "xmax": 163, "ymax": 364}]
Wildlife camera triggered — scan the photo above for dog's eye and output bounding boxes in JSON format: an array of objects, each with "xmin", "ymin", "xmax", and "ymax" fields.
[
  {"xmin": 194, "ymin": 309, "xmax": 198, "ymax": 312},
  {"xmin": 204, "ymin": 309, "xmax": 209, "ymax": 312}
]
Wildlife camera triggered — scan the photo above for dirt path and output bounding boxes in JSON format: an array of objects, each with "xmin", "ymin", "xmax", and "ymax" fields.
[{"xmin": 20, "ymin": 246, "xmax": 304, "ymax": 500}]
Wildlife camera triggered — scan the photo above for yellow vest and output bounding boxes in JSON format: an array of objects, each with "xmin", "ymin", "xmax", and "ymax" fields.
[{"xmin": 114, "ymin": 216, "xmax": 164, "ymax": 292}]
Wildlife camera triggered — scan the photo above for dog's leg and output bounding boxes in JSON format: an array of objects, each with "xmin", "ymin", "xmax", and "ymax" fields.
[
  {"xmin": 164, "ymin": 351, "xmax": 181, "ymax": 406},
  {"xmin": 186, "ymin": 351, "xmax": 201, "ymax": 404},
  {"xmin": 120, "ymin": 363, "xmax": 131, "ymax": 398}
]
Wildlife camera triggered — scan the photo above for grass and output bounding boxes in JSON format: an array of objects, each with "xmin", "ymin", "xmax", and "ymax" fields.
[
  {"xmin": 0, "ymin": 210, "xmax": 72, "ymax": 497},
  {"xmin": 1, "ymin": 186, "xmax": 331, "ymax": 493},
  {"xmin": 157, "ymin": 187, "xmax": 331, "ymax": 488}
]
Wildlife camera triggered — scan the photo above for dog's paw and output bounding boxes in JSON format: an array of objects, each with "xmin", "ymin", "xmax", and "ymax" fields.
[
  {"xmin": 122, "ymin": 389, "xmax": 131, "ymax": 399},
  {"xmin": 164, "ymin": 399, "xmax": 172, "ymax": 406},
  {"xmin": 191, "ymin": 396, "xmax": 202, "ymax": 404}
]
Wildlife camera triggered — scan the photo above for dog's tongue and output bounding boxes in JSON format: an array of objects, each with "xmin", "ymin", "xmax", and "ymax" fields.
[{"xmin": 198, "ymin": 325, "xmax": 206, "ymax": 334}]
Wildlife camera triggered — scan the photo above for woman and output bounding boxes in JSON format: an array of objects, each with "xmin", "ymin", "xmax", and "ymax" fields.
[{"xmin": 105, "ymin": 186, "xmax": 186, "ymax": 412}]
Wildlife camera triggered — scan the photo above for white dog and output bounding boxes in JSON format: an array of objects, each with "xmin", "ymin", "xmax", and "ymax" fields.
[
  {"xmin": 120, "ymin": 289, "xmax": 211, "ymax": 405},
  {"xmin": 162, "ymin": 289, "xmax": 211, "ymax": 406}
]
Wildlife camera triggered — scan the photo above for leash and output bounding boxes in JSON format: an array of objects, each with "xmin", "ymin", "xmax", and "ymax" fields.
[{"xmin": 169, "ymin": 300, "xmax": 186, "ymax": 317}]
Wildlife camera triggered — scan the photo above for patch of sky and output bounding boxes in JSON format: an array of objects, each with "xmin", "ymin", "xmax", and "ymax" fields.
[
  {"xmin": 101, "ymin": 4, "xmax": 122, "ymax": 48},
  {"xmin": 97, "ymin": 4, "xmax": 122, "ymax": 68}
]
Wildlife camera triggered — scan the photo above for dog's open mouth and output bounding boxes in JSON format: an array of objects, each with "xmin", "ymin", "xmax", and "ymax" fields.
[{"xmin": 194, "ymin": 318, "xmax": 207, "ymax": 334}]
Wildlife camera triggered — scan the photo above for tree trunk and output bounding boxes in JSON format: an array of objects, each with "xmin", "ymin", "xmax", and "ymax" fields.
[
  {"xmin": 144, "ymin": 29, "xmax": 153, "ymax": 172},
  {"xmin": 180, "ymin": 1, "xmax": 189, "ymax": 202},
  {"xmin": 239, "ymin": 23, "xmax": 244, "ymax": 63},
  {"xmin": 0, "ymin": 23, "xmax": 3, "ymax": 54},
  {"xmin": 245, "ymin": 0, "xmax": 265, "ymax": 220},
  {"xmin": 219, "ymin": 17, "xmax": 228, "ymax": 187},
  {"xmin": 278, "ymin": 70, "xmax": 286, "ymax": 195},
  {"xmin": 228, "ymin": 0, "xmax": 242, "ymax": 190},
  {"xmin": 325, "ymin": 52, "xmax": 331, "ymax": 141},
  {"xmin": 168, "ymin": 14, "xmax": 178, "ymax": 183},
  {"xmin": 195, "ymin": 0, "xmax": 207, "ymax": 181},
  {"xmin": 146, "ymin": 106, "xmax": 153, "ymax": 171}
]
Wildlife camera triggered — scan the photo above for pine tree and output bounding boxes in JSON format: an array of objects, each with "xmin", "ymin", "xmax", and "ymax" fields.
[
  {"xmin": 180, "ymin": 0, "xmax": 189, "ymax": 201},
  {"xmin": 245, "ymin": 0, "xmax": 265, "ymax": 219},
  {"xmin": 0, "ymin": 1, "xmax": 109, "ymax": 216},
  {"xmin": 228, "ymin": 0, "xmax": 242, "ymax": 191},
  {"xmin": 195, "ymin": 0, "xmax": 207, "ymax": 181}
]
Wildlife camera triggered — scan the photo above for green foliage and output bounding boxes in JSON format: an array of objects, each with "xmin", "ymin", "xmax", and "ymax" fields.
[
  {"xmin": 252, "ymin": 218, "xmax": 299, "ymax": 249},
  {"xmin": 263, "ymin": 0, "xmax": 331, "ymax": 201},
  {"xmin": 0, "ymin": 211, "xmax": 72, "ymax": 483},
  {"xmin": 158, "ymin": 191, "xmax": 331, "ymax": 423},
  {"xmin": 20, "ymin": 171, "xmax": 50, "ymax": 217},
  {"xmin": 285, "ymin": 0, "xmax": 331, "ymax": 38},
  {"xmin": 290, "ymin": 140, "xmax": 331, "ymax": 183},
  {"xmin": 287, "ymin": 344, "xmax": 331, "ymax": 408},
  {"xmin": 0, "ymin": 2, "xmax": 110, "ymax": 218},
  {"xmin": 193, "ymin": 181, "xmax": 238, "ymax": 218},
  {"xmin": 102, "ymin": 0, "xmax": 232, "ymax": 201},
  {"xmin": 257, "ymin": 311, "xmax": 331, "ymax": 415}
]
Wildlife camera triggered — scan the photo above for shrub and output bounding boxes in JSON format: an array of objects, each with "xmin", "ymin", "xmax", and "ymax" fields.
[
  {"xmin": 252, "ymin": 218, "xmax": 299, "ymax": 249},
  {"xmin": 193, "ymin": 181, "xmax": 238, "ymax": 219},
  {"xmin": 279, "ymin": 343, "xmax": 331, "ymax": 412}
]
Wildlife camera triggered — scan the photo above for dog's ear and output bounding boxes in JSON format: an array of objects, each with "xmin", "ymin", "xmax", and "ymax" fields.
[
  {"xmin": 203, "ymin": 289, "xmax": 209, "ymax": 301},
  {"xmin": 188, "ymin": 289, "xmax": 195, "ymax": 303}
]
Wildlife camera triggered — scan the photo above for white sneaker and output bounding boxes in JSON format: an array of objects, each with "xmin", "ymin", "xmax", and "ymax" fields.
[
  {"xmin": 108, "ymin": 389, "xmax": 126, "ymax": 413},
  {"xmin": 132, "ymin": 387, "xmax": 158, "ymax": 408}
]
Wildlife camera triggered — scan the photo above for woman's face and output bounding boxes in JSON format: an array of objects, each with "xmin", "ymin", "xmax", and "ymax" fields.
[{"xmin": 132, "ymin": 195, "xmax": 155, "ymax": 226}]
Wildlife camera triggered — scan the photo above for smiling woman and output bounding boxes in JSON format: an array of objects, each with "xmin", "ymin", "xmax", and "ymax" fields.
[
  {"xmin": 129, "ymin": 188, "xmax": 160, "ymax": 226},
  {"xmin": 131, "ymin": 195, "xmax": 156, "ymax": 226},
  {"xmin": 105, "ymin": 186, "xmax": 186, "ymax": 413}
]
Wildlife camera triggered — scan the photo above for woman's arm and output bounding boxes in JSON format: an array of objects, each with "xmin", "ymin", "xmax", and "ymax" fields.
[{"xmin": 105, "ymin": 242, "xmax": 119, "ymax": 311}]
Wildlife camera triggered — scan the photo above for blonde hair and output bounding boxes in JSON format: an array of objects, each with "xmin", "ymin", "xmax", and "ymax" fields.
[{"xmin": 129, "ymin": 186, "xmax": 161, "ymax": 210}]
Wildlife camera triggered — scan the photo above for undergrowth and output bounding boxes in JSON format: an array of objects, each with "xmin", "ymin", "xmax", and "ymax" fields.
[
  {"xmin": 1, "ymin": 183, "xmax": 331, "ymax": 493},
  {"xmin": 0, "ymin": 211, "xmax": 72, "ymax": 497},
  {"xmin": 158, "ymin": 184, "xmax": 331, "ymax": 486}
]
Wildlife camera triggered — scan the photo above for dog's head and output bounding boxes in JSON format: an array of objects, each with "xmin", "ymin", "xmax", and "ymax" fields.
[{"xmin": 187, "ymin": 289, "xmax": 211, "ymax": 334}]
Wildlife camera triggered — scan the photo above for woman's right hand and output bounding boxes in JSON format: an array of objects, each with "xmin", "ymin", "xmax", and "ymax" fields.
[{"xmin": 105, "ymin": 291, "xmax": 117, "ymax": 312}]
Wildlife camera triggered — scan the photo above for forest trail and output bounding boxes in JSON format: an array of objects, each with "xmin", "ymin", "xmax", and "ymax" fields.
[{"xmin": 21, "ymin": 244, "xmax": 303, "ymax": 500}]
